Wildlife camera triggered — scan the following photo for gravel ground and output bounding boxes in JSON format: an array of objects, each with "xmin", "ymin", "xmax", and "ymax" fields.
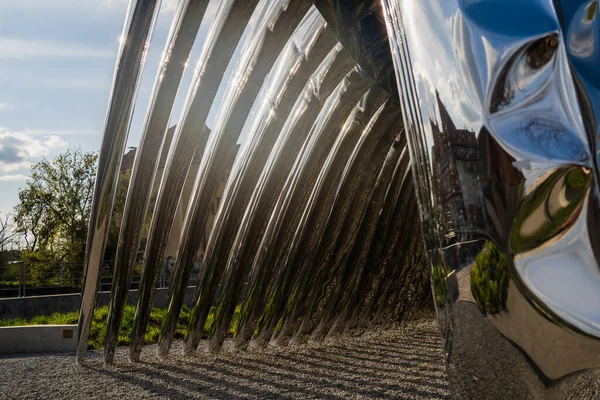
[{"xmin": 0, "ymin": 318, "xmax": 449, "ymax": 399}]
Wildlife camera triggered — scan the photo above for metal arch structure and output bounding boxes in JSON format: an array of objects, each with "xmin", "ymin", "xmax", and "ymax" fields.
[
  {"xmin": 79, "ymin": 0, "xmax": 600, "ymax": 397},
  {"xmin": 78, "ymin": 0, "xmax": 424, "ymax": 365}
]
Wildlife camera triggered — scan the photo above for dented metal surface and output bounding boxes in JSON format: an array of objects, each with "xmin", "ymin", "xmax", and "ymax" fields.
[{"xmin": 382, "ymin": 0, "xmax": 600, "ymax": 396}]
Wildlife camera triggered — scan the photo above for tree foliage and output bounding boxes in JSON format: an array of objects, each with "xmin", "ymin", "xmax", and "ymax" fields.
[
  {"xmin": 0, "ymin": 212, "xmax": 17, "ymax": 277},
  {"xmin": 0, "ymin": 212, "xmax": 16, "ymax": 252},
  {"xmin": 13, "ymin": 148, "xmax": 98, "ymax": 282},
  {"xmin": 12, "ymin": 146, "xmax": 154, "ymax": 285},
  {"xmin": 470, "ymin": 241, "xmax": 508, "ymax": 315}
]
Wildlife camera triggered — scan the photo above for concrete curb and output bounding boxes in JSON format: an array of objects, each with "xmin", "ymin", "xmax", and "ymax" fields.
[{"xmin": 0, "ymin": 325, "xmax": 77, "ymax": 355}]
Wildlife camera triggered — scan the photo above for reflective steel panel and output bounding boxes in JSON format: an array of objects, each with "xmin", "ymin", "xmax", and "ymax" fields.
[{"xmin": 382, "ymin": 0, "xmax": 600, "ymax": 396}]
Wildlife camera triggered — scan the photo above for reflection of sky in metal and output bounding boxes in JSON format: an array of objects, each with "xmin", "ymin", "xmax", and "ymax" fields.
[
  {"xmin": 406, "ymin": 0, "xmax": 595, "ymax": 171},
  {"xmin": 404, "ymin": 0, "xmax": 482, "ymax": 167},
  {"xmin": 383, "ymin": 0, "xmax": 600, "ymax": 387},
  {"xmin": 516, "ymin": 192, "xmax": 600, "ymax": 336},
  {"xmin": 394, "ymin": 0, "xmax": 600, "ymax": 350},
  {"xmin": 0, "ymin": 0, "xmax": 244, "ymax": 215}
]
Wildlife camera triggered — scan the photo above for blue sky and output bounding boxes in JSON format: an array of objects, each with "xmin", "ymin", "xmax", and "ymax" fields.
[{"xmin": 0, "ymin": 0, "xmax": 232, "ymax": 215}]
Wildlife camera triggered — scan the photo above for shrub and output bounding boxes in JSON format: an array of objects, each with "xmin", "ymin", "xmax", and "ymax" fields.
[
  {"xmin": 0, "ymin": 303, "xmax": 241, "ymax": 349},
  {"xmin": 470, "ymin": 241, "xmax": 508, "ymax": 315}
]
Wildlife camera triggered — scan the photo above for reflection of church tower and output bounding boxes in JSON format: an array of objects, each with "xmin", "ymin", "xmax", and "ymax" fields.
[{"xmin": 430, "ymin": 91, "xmax": 484, "ymax": 238}]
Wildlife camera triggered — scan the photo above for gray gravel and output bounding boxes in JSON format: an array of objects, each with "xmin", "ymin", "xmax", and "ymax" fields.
[{"xmin": 0, "ymin": 318, "xmax": 449, "ymax": 399}]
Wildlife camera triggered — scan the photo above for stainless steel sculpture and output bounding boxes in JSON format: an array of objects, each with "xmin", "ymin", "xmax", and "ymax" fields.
[
  {"xmin": 382, "ymin": 0, "xmax": 600, "ymax": 397},
  {"xmin": 79, "ymin": 0, "xmax": 600, "ymax": 397},
  {"xmin": 77, "ymin": 0, "xmax": 161, "ymax": 363}
]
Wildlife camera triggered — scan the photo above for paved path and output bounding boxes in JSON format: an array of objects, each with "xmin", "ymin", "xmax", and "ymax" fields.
[{"xmin": 0, "ymin": 318, "xmax": 449, "ymax": 399}]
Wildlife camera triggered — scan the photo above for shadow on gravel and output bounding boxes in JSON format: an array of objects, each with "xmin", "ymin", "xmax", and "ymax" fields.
[
  {"xmin": 2, "ymin": 319, "xmax": 449, "ymax": 399},
  {"xmin": 85, "ymin": 324, "xmax": 449, "ymax": 399}
]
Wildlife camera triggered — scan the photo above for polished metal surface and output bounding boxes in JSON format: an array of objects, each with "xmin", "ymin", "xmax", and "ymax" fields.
[
  {"xmin": 238, "ymin": 67, "xmax": 376, "ymax": 347},
  {"xmin": 382, "ymin": 0, "xmax": 600, "ymax": 396},
  {"xmin": 79, "ymin": 0, "xmax": 422, "ymax": 367},
  {"xmin": 228, "ymin": 43, "xmax": 356, "ymax": 349},
  {"xmin": 78, "ymin": 0, "xmax": 600, "ymax": 396},
  {"xmin": 131, "ymin": 0, "xmax": 258, "ymax": 362},
  {"xmin": 162, "ymin": 0, "xmax": 314, "ymax": 357},
  {"xmin": 76, "ymin": 0, "xmax": 161, "ymax": 364},
  {"xmin": 196, "ymin": 7, "xmax": 337, "ymax": 353},
  {"xmin": 104, "ymin": 0, "xmax": 208, "ymax": 365}
]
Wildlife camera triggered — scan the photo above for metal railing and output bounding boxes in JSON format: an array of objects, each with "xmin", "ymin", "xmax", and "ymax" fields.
[{"xmin": 0, "ymin": 261, "xmax": 198, "ymax": 299}]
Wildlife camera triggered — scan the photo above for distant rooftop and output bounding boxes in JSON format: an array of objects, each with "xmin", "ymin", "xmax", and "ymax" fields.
[{"xmin": 120, "ymin": 125, "xmax": 211, "ymax": 172}]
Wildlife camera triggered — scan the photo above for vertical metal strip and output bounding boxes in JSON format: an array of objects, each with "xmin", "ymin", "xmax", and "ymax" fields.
[
  {"xmin": 165, "ymin": 0, "xmax": 313, "ymax": 356},
  {"xmin": 130, "ymin": 0, "xmax": 260, "ymax": 361},
  {"xmin": 104, "ymin": 0, "xmax": 209, "ymax": 364},
  {"xmin": 76, "ymin": 0, "xmax": 161, "ymax": 363}
]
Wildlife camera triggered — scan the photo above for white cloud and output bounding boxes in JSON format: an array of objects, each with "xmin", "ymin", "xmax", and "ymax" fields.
[
  {"xmin": 0, "ymin": 129, "xmax": 67, "ymax": 173},
  {"xmin": 0, "ymin": 103, "xmax": 14, "ymax": 112},
  {"xmin": 0, "ymin": 174, "xmax": 27, "ymax": 182},
  {"xmin": 0, "ymin": 162, "xmax": 30, "ymax": 173},
  {"xmin": 0, "ymin": 0, "xmax": 178, "ymax": 15},
  {"xmin": 17, "ymin": 128, "xmax": 97, "ymax": 136},
  {"xmin": 43, "ymin": 135, "xmax": 68, "ymax": 148},
  {"xmin": 0, "ymin": 38, "xmax": 114, "ymax": 60}
]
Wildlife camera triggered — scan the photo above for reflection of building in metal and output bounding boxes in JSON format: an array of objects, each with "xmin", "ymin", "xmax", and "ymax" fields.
[
  {"xmin": 119, "ymin": 125, "xmax": 238, "ymax": 263},
  {"xmin": 430, "ymin": 91, "xmax": 484, "ymax": 239},
  {"xmin": 385, "ymin": 0, "xmax": 600, "ymax": 396}
]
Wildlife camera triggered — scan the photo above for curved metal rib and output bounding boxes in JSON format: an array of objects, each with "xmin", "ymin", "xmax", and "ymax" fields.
[
  {"xmin": 362, "ymin": 160, "xmax": 416, "ymax": 326},
  {"xmin": 199, "ymin": 10, "xmax": 337, "ymax": 353},
  {"xmin": 371, "ymin": 196, "xmax": 424, "ymax": 327},
  {"xmin": 297, "ymin": 107, "xmax": 400, "ymax": 341},
  {"xmin": 160, "ymin": 0, "xmax": 314, "ymax": 357},
  {"xmin": 130, "ymin": 0, "xmax": 260, "ymax": 362},
  {"xmin": 301, "ymin": 104, "xmax": 403, "ymax": 339},
  {"xmin": 300, "ymin": 144, "xmax": 414, "ymax": 340},
  {"xmin": 225, "ymin": 44, "xmax": 355, "ymax": 350},
  {"xmin": 229, "ymin": 89, "xmax": 388, "ymax": 349},
  {"xmin": 241, "ymin": 67, "xmax": 374, "ymax": 347},
  {"xmin": 333, "ymin": 134, "xmax": 410, "ymax": 333},
  {"xmin": 251, "ymin": 87, "xmax": 387, "ymax": 347},
  {"xmin": 103, "ymin": 0, "xmax": 209, "ymax": 365},
  {"xmin": 76, "ymin": 0, "xmax": 161, "ymax": 363}
]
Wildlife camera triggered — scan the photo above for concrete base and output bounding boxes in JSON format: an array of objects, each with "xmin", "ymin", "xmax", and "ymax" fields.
[{"xmin": 0, "ymin": 325, "xmax": 77, "ymax": 354}]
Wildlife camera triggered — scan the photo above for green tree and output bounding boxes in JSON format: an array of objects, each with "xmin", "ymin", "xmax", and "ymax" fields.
[
  {"xmin": 12, "ymin": 146, "xmax": 154, "ymax": 286},
  {"xmin": 13, "ymin": 148, "xmax": 98, "ymax": 284},
  {"xmin": 470, "ymin": 241, "xmax": 508, "ymax": 315},
  {"xmin": 0, "ymin": 212, "xmax": 17, "ymax": 280},
  {"xmin": 104, "ymin": 169, "xmax": 131, "ymax": 260},
  {"xmin": 0, "ymin": 212, "xmax": 17, "ymax": 253}
]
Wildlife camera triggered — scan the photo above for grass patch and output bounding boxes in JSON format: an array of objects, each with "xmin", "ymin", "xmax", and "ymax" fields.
[
  {"xmin": 0, "ymin": 310, "xmax": 79, "ymax": 327},
  {"xmin": 0, "ymin": 304, "xmax": 242, "ymax": 349}
]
